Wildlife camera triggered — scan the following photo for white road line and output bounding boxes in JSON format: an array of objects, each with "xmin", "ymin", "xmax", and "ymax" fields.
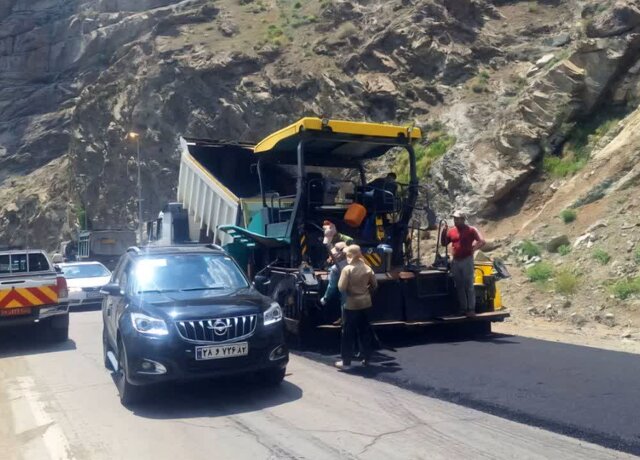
[{"xmin": 7, "ymin": 376, "xmax": 73, "ymax": 460}]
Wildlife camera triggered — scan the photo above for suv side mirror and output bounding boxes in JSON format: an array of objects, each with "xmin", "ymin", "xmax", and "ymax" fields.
[
  {"xmin": 101, "ymin": 283, "xmax": 123, "ymax": 296},
  {"xmin": 252, "ymin": 275, "xmax": 270, "ymax": 294}
]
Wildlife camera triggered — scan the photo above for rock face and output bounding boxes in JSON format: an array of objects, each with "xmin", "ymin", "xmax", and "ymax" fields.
[
  {"xmin": 429, "ymin": 1, "xmax": 640, "ymax": 218},
  {"xmin": 0, "ymin": 0, "xmax": 639, "ymax": 249}
]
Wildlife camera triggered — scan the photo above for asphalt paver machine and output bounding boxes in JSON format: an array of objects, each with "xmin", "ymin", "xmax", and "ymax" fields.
[{"xmin": 166, "ymin": 118, "xmax": 509, "ymax": 338}]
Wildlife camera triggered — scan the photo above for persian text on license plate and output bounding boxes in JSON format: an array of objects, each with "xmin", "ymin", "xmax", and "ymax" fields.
[{"xmin": 195, "ymin": 342, "xmax": 249, "ymax": 361}]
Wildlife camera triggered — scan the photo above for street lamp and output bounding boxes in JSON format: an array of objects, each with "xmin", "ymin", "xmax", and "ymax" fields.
[{"xmin": 128, "ymin": 131, "xmax": 143, "ymax": 244}]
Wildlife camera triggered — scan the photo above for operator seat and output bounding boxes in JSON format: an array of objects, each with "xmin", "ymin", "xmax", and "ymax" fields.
[{"xmin": 307, "ymin": 172, "xmax": 325, "ymax": 207}]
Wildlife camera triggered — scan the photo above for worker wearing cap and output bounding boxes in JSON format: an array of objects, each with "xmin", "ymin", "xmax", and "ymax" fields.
[
  {"xmin": 336, "ymin": 244, "xmax": 377, "ymax": 369},
  {"xmin": 322, "ymin": 220, "xmax": 353, "ymax": 247},
  {"xmin": 320, "ymin": 242, "xmax": 348, "ymax": 309},
  {"xmin": 440, "ymin": 210, "xmax": 486, "ymax": 317}
]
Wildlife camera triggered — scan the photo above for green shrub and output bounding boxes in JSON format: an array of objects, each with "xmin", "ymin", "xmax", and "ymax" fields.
[
  {"xmin": 520, "ymin": 240, "xmax": 541, "ymax": 258},
  {"xmin": 526, "ymin": 262, "xmax": 554, "ymax": 282},
  {"xmin": 611, "ymin": 277, "xmax": 640, "ymax": 300},
  {"xmin": 560, "ymin": 209, "xmax": 577, "ymax": 223},
  {"xmin": 293, "ymin": 1, "xmax": 302, "ymax": 8},
  {"xmin": 544, "ymin": 114, "xmax": 622, "ymax": 178},
  {"xmin": 554, "ymin": 268, "xmax": 579, "ymax": 295},
  {"xmin": 267, "ymin": 24, "xmax": 284, "ymax": 39},
  {"xmin": 592, "ymin": 249, "xmax": 611, "ymax": 265},
  {"xmin": 634, "ymin": 246, "xmax": 640, "ymax": 264},
  {"xmin": 558, "ymin": 244, "xmax": 571, "ymax": 256},
  {"xmin": 76, "ymin": 206, "xmax": 88, "ymax": 230},
  {"xmin": 394, "ymin": 130, "xmax": 456, "ymax": 183},
  {"xmin": 543, "ymin": 155, "xmax": 587, "ymax": 178},
  {"xmin": 469, "ymin": 71, "xmax": 490, "ymax": 94}
]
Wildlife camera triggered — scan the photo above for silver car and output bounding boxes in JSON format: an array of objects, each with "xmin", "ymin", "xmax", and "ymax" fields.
[{"xmin": 59, "ymin": 262, "xmax": 111, "ymax": 310}]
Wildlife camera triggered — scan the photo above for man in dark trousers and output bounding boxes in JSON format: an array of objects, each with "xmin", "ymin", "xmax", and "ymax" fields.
[
  {"xmin": 440, "ymin": 210, "xmax": 486, "ymax": 317},
  {"xmin": 335, "ymin": 245, "xmax": 378, "ymax": 370}
]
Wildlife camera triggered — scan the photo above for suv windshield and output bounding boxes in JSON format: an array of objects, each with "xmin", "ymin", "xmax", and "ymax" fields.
[
  {"xmin": 132, "ymin": 254, "xmax": 248, "ymax": 293},
  {"xmin": 61, "ymin": 263, "xmax": 110, "ymax": 279}
]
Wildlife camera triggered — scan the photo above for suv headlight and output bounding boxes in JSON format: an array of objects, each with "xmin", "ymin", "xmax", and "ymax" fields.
[
  {"xmin": 264, "ymin": 302, "xmax": 283, "ymax": 326},
  {"xmin": 131, "ymin": 312, "xmax": 169, "ymax": 336}
]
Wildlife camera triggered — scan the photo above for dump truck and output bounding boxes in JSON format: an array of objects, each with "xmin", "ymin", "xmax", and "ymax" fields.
[
  {"xmin": 75, "ymin": 229, "xmax": 137, "ymax": 270},
  {"xmin": 155, "ymin": 118, "xmax": 509, "ymax": 337}
]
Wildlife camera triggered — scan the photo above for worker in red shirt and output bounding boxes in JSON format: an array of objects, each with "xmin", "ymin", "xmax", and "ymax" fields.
[{"xmin": 440, "ymin": 210, "xmax": 486, "ymax": 316}]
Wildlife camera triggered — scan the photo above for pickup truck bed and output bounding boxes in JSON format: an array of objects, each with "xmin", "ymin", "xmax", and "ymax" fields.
[{"xmin": 0, "ymin": 250, "xmax": 70, "ymax": 341}]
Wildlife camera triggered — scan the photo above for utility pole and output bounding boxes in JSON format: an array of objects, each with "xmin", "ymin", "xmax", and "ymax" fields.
[{"xmin": 128, "ymin": 132, "xmax": 143, "ymax": 244}]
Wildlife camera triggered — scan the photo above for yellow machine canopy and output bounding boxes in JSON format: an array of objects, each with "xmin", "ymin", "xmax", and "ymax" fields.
[{"xmin": 253, "ymin": 118, "xmax": 422, "ymax": 166}]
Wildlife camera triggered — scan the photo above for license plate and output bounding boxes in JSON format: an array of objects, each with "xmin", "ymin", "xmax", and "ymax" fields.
[
  {"xmin": 195, "ymin": 342, "xmax": 249, "ymax": 361},
  {"xmin": 0, "ymin": 307, "xmax": 31, "ymax": 317},
  {"xmin": 86, "ymin": 291, "xmax": 102, "ymax": 299}
]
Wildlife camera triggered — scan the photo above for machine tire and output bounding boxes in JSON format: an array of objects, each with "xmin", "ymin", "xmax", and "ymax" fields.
[
  {"xmin": 115, "ymin": 339, "xmax": 142, "ymax": 406},
  {"xmin": 48, "ymin": 314, "xmax": 69, "ymax": 342}
]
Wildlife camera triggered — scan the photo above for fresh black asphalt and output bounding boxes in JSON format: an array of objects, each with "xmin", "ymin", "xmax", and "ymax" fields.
[{"xmin": 296, "ymin": 328, "xmax": 640, "ymax": 456}]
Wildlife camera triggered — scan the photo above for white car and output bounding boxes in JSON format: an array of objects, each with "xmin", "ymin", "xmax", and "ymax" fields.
[{"xmin": 58, "ymin": 262, "xmax": 111, "ymax": 310}]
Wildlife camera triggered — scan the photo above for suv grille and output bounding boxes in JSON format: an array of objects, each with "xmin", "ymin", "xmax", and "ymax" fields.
[{"xmin": 175, "ymin": 315, "xmax": 258, "ymax": 344}]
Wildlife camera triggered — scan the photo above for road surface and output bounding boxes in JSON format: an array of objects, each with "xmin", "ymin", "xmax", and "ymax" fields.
[
  {"xmin": 0, "ymin": 311, "xmax": 634, "ymax": 460},
  {"xmin": 300, "ymin": 326, "xmax": 640, "ymax": 456}
]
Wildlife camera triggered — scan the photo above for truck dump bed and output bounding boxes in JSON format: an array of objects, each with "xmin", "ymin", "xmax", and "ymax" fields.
[
  {"xmin": 178, "ymin": 138, "xmax": 249, "ymax": 244},
  {"xmin": 179, "ymin": 137, "xmax": 295, "ymax": 245}
]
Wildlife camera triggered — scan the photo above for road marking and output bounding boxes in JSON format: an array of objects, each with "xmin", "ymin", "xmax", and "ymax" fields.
[{"xmin": 7, "ymin": 376, "xmax": 73, "ymax": 460}]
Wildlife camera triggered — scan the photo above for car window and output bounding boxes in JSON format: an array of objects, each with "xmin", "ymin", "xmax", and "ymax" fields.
[
  {"xmin": 110, "ymin": 256, "xmax": 127, "ymax": 284},
  {"xmin": 9, "ymin": 254, "xmax": 27, "ymax": 273},
  {"xmin": 118, "ymin": 261, "xmax": 131, "ymax": 294},
  {"xmin": 0, "ymin": 255, "xmax": 9, "ymax": 274},
  {"xmin": 131, "ymin": 254, "xmax": 249, "ymax": 294},
  {"xmin": 61, "ymin": 263, "xmax": 110, "ymax": 279},
  {"xmin": 28, "ymin": 253, "xmax": 50, "ymax": 272}
]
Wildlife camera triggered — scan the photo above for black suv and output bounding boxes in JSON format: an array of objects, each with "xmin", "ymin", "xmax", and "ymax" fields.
[{"xmin": 101, "ymin": 245, "xmax": 288, "ymax": 405}]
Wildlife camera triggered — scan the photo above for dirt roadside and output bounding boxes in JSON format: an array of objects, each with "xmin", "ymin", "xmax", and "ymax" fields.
[{"xmin": 493, "ymin": 319, "xmax": 640, "ymax": 355}]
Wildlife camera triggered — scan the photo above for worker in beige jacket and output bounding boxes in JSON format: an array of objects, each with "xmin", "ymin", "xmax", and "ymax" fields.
[{"xmin": 336, "ymin": 245, "xmax": 378, "ymax": 370}]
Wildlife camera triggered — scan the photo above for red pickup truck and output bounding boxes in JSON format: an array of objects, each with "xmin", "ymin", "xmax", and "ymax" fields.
[{"xmin": 0, "ymin": 249, "xmax": 70, "ymax": 341}]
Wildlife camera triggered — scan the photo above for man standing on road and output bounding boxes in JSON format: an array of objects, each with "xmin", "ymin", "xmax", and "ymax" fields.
[
  {"xmin": 440, "ymin": 210, "xmax": 486, "ymax": 317},
  {"xmin": 335, "ymin": 245, "xmax": 378, "ymax": 370}
]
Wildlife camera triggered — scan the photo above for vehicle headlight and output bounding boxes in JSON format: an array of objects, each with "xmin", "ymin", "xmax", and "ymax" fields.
[
  {"xmin": 131, "ymin": 312, "xmax": 169, "ymax": 336},
  {"xmin": 264, "ymin": 302, "xmax": 283, "ymax": 326}
]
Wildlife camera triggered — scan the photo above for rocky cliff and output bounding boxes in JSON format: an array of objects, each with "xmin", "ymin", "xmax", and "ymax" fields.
[{"xmin": 0, "ymin": 0, "xmax": 639, "ymax": 250}]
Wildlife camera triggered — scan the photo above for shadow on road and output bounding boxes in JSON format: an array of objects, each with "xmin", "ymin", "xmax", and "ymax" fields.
[
  {"xmin": 0, "ymin": 325, "xmax": 76, "ymax": 358},
  {"xmin": 131, "ymin": 377, "xmax": 303, "ymax": 419}
]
